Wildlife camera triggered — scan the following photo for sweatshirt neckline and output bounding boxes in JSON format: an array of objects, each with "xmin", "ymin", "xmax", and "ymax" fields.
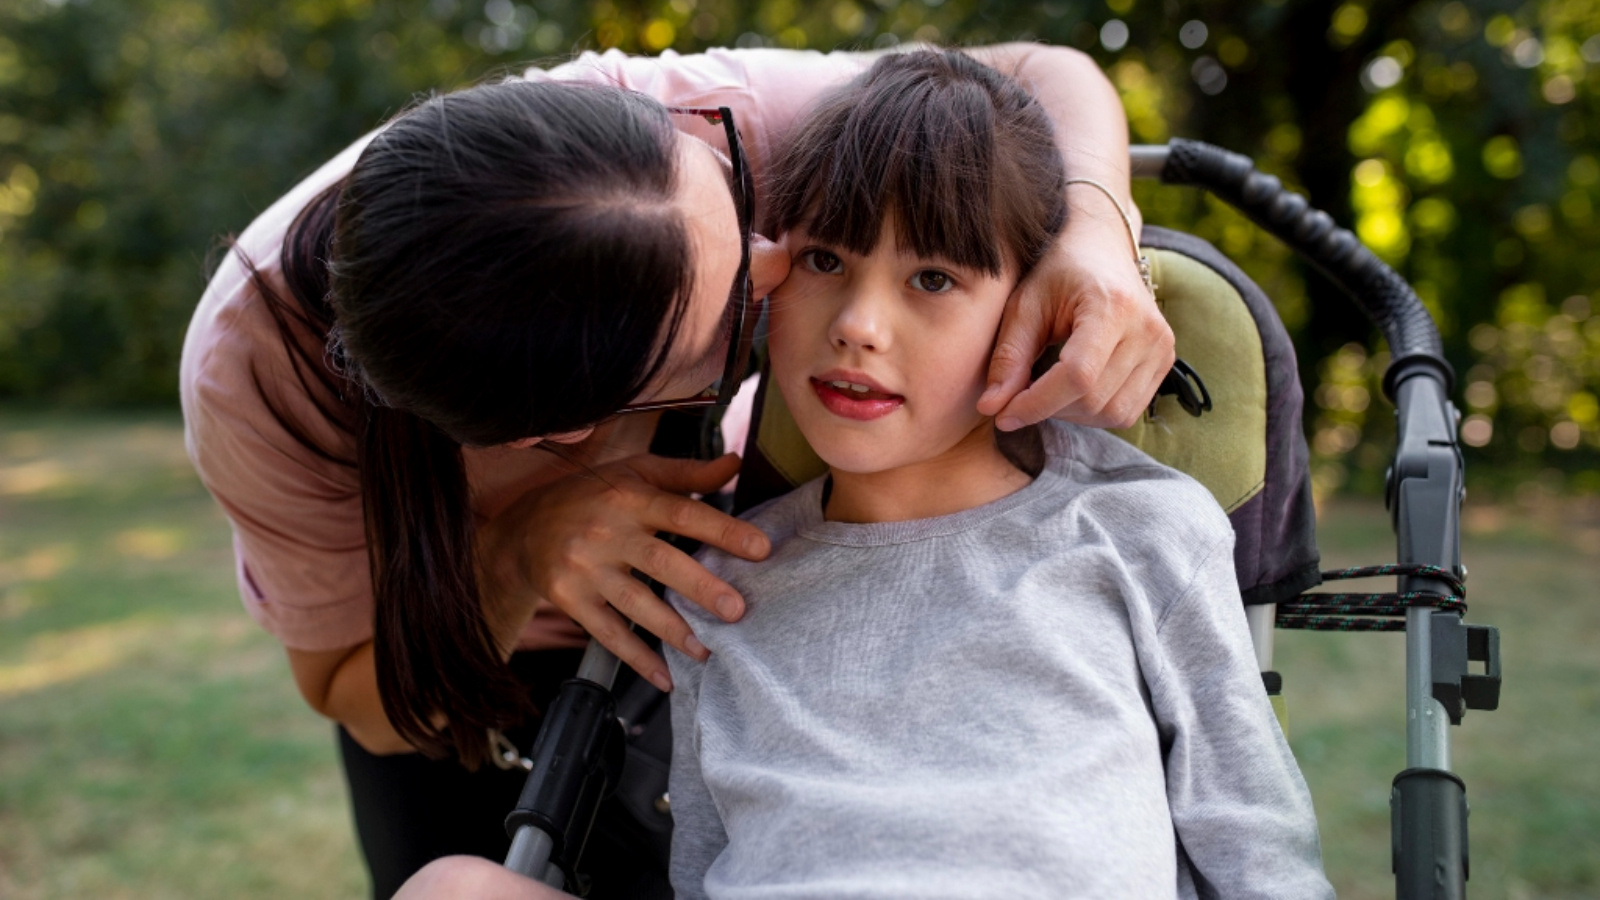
[{"xmin": 794, "ymin": 458, "xmax": 1070, "ymax": 547}]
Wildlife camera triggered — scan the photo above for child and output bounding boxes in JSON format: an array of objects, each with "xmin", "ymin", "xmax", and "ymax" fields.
[{"xmin": 665, "ymin": 50, "xmax": 1334, "ymax": 899}]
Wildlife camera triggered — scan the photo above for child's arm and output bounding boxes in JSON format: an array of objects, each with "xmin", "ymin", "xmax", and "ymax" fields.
[
  {"xmin": 665, "ymin": 639, "xmax": 728, "ymax": 900},
  {"xmin": 1143, "ymin": 537, "xmax": 1336, "ymax": 899}
]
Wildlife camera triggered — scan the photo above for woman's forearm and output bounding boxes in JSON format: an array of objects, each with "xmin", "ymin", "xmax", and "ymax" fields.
[
  {"xmin": 973, "ymin": 43, "xmax": 1141, "ymax": 234},
  {"xmin": 286, "ymin": 641, "xmax": 417, "ymax": 755}
]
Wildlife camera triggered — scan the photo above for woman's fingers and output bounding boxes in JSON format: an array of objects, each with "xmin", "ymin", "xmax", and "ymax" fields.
[
  {"xmin": 629, "ymin": 451, "xmax": 743, "ymax": 496},
  {"xmin": 981, "ymin": 220, "xmax": 1173, "ymax": 429},
  {"xmin": 572, "ymin": 601, "xmax": 673, "ymax": 692},
  {"xmin": 626, "ymin": 532, "xmax": 746, "ymax": 621},
  {"xmin": 486, "ymin": 451, "xmax": 767, "ymax": 684},
  {"xmin": 1002, "ymin": 309, "xmax": 1119, "ymax": 428},
  {"xmin": 979, "ymin": 273, "xmax": 1056, "ymax": 419},
  {"xmin": 596, "ymin": 566, "xmax": 709, "ymax": 662},
  {"xmin": 636, "ymin": 483, "xmax": 771, "ymax": 564},
  {"xmin": 628, "ymin": 453, "xmax": 770, "ymax": 559}
]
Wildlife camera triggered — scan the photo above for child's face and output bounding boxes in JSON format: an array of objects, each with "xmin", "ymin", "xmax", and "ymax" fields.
[{"xmin": 767, "ymin": 218, "xmax": 1016, "ymax": 476}]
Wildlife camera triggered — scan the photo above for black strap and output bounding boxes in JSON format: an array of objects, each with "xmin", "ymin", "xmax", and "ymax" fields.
[{"xmin": 1276, "ymin": 564, "xmax": 1466, "ymax": 631}]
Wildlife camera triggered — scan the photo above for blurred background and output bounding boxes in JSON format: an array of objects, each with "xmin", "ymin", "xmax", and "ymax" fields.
[{"xmin": 0, "ymin": 0, "xmax": 1596, "ymax": 898}]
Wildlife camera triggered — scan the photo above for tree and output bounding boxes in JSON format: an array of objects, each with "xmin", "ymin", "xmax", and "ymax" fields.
[{"xmin": 2, "ymin": 0, "xmax": 1594, "ymax": 488}]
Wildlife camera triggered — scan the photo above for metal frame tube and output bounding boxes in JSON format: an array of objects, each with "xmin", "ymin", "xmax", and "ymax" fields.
[
  {"xmin": 1404, "ymin": 607, "xmax": 1451, "ymax": 770},
  {"xmin": 1244, "ymin": 604, "xmax": 1276, "ymax": 672},
  {"xmin": 505, "ymin": 826, "xmax": 559, "ymax": 883},
  {"xmin": 1130, "ymin": 145, "xmax": 1170, "ymax": 179}
]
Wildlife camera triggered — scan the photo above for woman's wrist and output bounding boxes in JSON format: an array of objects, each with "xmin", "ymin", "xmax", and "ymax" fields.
[
  {"xmin": 1065, "ymin": 179, "xmax": 1141, "ymax": 236},
  {"xmin": 1063, "ymin": 180, "xmax": 1152, "ymax": 294},
  {"xmin": 473, "ymin": 512, "xmax": 537, "ymax": 660}
]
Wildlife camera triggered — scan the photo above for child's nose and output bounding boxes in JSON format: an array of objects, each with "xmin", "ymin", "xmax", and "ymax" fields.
[
  {"xmin": 829, "ymin": 288, "xmax": 890, "ymax": 353},
  {"xmin": 748, "ymin": 235, "xmax": 789, "ymax": 300}
]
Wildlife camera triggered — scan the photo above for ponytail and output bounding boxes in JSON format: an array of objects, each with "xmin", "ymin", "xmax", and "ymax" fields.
[
  {"xmin": 236, "ymin": 79, "xmax": 690, "ymax": 766},
  {"xmin": 246, "ymin": 186, "xmax": 529, "ymax": 767},
  {"xmin": 361, "ymin": 402, "xmax": 532, "ymax": 767}
]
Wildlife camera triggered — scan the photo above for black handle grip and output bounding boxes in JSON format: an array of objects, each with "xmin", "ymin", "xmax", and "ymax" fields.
[
  {"xmin": 504, "ymin": 678, "xmax": 626, "ymax": 879},
  {"xmin": 1159, "ymin": 138, "xmax": 1453, "ymax": 398}
]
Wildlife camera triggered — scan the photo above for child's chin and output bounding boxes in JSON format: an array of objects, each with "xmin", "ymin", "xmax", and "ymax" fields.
[{"xmin": 811, "ymin": 443, "xmax": 898, "ymax": 477}]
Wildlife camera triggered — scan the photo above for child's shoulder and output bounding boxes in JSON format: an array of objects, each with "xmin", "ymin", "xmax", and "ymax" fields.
[
  {"xmin": 1038, "ymin": 420, "xmax": 1233, "ymax": 548},
  {"xmin": 669, "ymin": 479, "xmax": 825, "ymax": 624},
  {"xmin": 690, "ymin": 477, "xmax": 823, "ymax": 570}
]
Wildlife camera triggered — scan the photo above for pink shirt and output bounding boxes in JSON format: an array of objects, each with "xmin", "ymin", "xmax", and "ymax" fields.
[{"xmin": 180, "ymin": 49, "xmax": 871, "ymax": 652}]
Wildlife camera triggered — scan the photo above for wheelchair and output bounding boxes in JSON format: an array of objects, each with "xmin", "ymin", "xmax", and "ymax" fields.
[{"xmin": 495, "ymin": 140, "xmax": 1502, "ymax": 900}]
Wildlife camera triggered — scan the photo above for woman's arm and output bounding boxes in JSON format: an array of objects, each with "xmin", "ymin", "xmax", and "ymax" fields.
[
  {"xmin": 286, "ymin": 642, "xmax": 413, "ymax": 755},
  {"xmin": 970, "ymin": 43, "xmax": 1174, "ymax": 431}
]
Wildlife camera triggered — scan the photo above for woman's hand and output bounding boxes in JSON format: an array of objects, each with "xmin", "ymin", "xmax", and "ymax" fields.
[
  {"xmin": 970, "ymin": 42, "xmax": 1175, "ymax": 430},
  {"xmin": 978, "ymin": 209, "xmax": 1174, "ymax": 430},
  {"xmin": 478, "ymin": 452, "xmax": 770, "ymax": 691}
]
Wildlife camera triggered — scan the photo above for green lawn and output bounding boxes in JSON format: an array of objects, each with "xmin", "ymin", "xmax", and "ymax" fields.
[{"xmin": 1, "ymin": 412, "xmax": 1595, "ymax": 899}]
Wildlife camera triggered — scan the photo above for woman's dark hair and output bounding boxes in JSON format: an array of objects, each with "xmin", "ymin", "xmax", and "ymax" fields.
[
  {"xmin": 249, "ymin": 79, "xmax": 693, "ymax": 767},
  {"xmin": 764, "ymin": 49, "xmax": 1067, "ymax": 279}
]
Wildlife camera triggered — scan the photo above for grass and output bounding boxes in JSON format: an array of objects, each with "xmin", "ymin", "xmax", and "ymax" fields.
[
  {"xmin": 0, "ymin": 411, "xmax": 365, "ymax": 899},
  {"xmin": 1281, "ymin": 497, "xmax": 1600, "ymax": 899},
  {"xmin": 1, "ymin": 411, "xmax": 1596, "ymax": 899}
]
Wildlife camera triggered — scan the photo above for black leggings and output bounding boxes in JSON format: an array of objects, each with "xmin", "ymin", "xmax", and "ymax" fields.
[{"xmin": 336, "ymin": 650, "xmax": 673, "ymax": 900}]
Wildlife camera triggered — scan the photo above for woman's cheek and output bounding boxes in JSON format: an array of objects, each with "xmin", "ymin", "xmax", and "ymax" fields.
[{"xmin": 764, "ymin": 279, "xmax": 825, "ymax": 346}]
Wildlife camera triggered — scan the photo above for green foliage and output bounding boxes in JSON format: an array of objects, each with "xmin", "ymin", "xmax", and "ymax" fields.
[
  {"xmin": 0, "ymin": 0, "xmax": 485, "ymax": 403},
  {"xmin": 1, "ymin": 0, "xmax": 1596, "ymax": 486}
]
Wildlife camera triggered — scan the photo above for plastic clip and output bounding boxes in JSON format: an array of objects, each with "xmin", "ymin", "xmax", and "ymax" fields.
[{"xmin": 1151, "ymin": 358, "xmax": 1212, "ymax": 418}]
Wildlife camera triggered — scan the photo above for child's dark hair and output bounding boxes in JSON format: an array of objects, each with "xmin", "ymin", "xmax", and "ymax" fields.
[{"xmin": 764, "ymin": 49, "xmax": 1067, "ymax": 278}]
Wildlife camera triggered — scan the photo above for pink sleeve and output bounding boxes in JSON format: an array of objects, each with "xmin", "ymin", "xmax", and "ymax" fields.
[
  {"xmin": 180, "ymin": 138, "xmax": 375, "ymax": 652},
  {"xmin": 183, "ymin": 333, "xmax": 374, "ymax": 651},
  {"xmin": 531, "ymin": 48, "xmax": 877, "ymax": 194}
]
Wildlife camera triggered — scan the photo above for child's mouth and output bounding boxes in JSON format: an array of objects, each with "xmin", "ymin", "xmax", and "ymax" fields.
[{"xmin": 810, "ymin": 378, "xmax": 904, "ymax": 421}]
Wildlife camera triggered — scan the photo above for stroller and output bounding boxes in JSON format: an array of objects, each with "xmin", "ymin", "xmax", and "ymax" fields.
[{"xmin": 495, "ymin": 139, "xmax": 1502, "ymax": 900}]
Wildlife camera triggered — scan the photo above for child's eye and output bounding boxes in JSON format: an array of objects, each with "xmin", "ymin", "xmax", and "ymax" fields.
[
  {"xmin": 912, "ymin": 270, "xmax": 954, "ymax": 293},
  {"xmin": 800, "ymin": 249, "xmax": 843, "ymax": 275}
]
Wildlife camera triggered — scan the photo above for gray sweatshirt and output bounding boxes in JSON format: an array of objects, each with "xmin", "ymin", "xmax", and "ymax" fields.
[{"xmin": 665, "ymin": 422, "xmax": 1333, "ymax": 899}]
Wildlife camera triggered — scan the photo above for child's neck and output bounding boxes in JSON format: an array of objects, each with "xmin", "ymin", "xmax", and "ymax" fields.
[{"xmin": 823, "ymin": 422, "xmax": 1033, "ymax": 524}]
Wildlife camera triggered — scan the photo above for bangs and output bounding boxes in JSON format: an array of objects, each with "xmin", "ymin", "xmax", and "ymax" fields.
[{"xmin": 765, "ymin": 50, "xmax": 1066, "ymax": 278}]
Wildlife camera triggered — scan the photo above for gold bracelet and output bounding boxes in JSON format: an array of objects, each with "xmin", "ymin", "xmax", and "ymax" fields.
[{"xmin": 1064, "ymin": 177, "xmax": 1154, "ymax": 294}]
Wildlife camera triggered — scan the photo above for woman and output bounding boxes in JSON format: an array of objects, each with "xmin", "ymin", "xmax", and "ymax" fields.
[{"xmin": 181, "ymin": 44, "xmax": 1173, "ymax": 899}]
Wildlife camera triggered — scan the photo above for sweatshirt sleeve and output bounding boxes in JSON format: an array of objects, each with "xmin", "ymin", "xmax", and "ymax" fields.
[
  {"xmin": 1142, "ymin": 536, "xmax": 1336, "ymax": 900},
  {"xmin": 665, "ymin": 630, "xmax": 727, "ymax": 900}
]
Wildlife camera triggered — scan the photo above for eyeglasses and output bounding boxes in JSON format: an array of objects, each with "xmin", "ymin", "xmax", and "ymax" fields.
[{"xmin": 617, "ymin": 106, "xmax": 758, "ymax": 414}]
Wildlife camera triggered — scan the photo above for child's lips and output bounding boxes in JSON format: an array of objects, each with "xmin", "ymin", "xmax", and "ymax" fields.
[{"xmin": 810, "ymin": 377, "xmax": 904, "ymax": 421}]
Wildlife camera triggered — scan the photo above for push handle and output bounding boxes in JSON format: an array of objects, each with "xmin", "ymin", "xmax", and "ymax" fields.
[
  {"xmin": 1133, "ymin": 139, "xmax": 1485, "ymax": 900},
  {"xmin": 1153, "ymin": 138, "xmax": 1453, "ymax": 398}
]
